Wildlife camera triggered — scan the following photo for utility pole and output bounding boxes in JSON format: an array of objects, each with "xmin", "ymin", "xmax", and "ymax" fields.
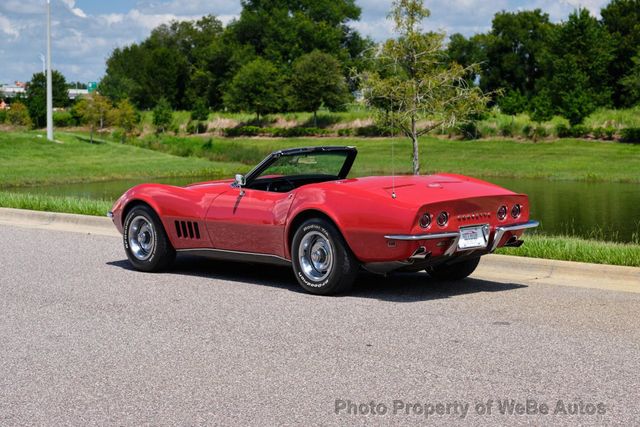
[{"xmin": 46, "ymin": 0, "xmax": 53, "ymax": 141}]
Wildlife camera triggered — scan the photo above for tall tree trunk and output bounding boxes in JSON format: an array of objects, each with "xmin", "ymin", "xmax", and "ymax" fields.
[{"xmin": 411, "ymin": 114, "xmax": 419, "ymax": 175}]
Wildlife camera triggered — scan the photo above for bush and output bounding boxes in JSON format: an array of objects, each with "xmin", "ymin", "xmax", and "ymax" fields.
[
  {"xmin": 223, "ymin": 126, "xmax": 330, "ymax": 137},
  {"xmin": 153, "ymin": 98, "xmax": 173, "ymax": 133},
  {"xmin": 604, "ymin": 127, "xmax": 616, "ymax": 140},
  {"xmin": 186, "ymin": 121, "xmax": 208, "ymax": 134},
  {"xmin": 191, "ymin": 99, "xmax": 209, "ymax": 121},
  {"xmin": 457, "ymin": 122, "xmax": 481, "ymax": 140},
  {"xmin": 337, "ymin": 128, "xmax": 353, "ymax": 137},
  {"xmin": 0, "ymin": 109, "xmax": 6, "ymax": 123},
  {"xmin": 570, "ymin": 125, "xmax": 590, "ymax": 138},
  {"xmin": 53, "ymin": 111, "xmax": 76, "ymax": 127},
  {"xmin": 620, "ymin": 128, "xmax": 640, "ymax": 143},
  {"xmin": 498, "ymin": 121, "xmax": 515, "ymax": 137},
  {"xmin": 531, "ymin": 125, "xmax": 548, "ymax": 141},
  {"xmin": 555, "ymin": 123, "xmax": 571, "ymax": 138},
  {"xmin": 355, "ymin": 125, "xmax": 391, "ymax": 137},
  {"xmin": 6, "ymin": 102, "xmax": 32, "ymax": 127}
]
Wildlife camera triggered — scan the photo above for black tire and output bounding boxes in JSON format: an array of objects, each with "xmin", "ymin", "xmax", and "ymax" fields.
[
  {"xmin": 426, "ymin": 257, "xmax": 481, "ymax": 281},
  {"xmin": 123, "ymin": 204, "xmax": 175, "ymax": 272},
  {"xmin": 291, "ymin": 218, "xmax": 358, "ymax": 295}
]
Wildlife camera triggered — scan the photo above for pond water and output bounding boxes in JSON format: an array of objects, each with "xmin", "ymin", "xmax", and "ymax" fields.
[{"xmin": 4, "ymin": 175, "xmax": 639, "ymax": 243}]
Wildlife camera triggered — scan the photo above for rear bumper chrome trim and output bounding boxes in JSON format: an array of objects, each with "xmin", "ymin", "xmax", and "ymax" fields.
[
  {"xmin": 490, "ymin": 220, "xmax": 539, "ymax": 251},
  {"xmin": 107, "ymin": 211, "xmax": 114, "ymax": 219},
  {"xmin": 384, "ymin": 231, "xmax": 460, "ymax": 241}
]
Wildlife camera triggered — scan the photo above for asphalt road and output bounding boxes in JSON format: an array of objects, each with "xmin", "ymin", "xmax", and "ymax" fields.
[{"xmin": 1, "ymin": 224, "xmax": 639, "ymax": 425}]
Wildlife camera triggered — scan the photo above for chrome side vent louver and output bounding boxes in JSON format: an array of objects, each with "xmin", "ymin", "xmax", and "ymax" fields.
[{"xmin": 175, "ymin": 220, "xmax": 201, "ymax": 239}]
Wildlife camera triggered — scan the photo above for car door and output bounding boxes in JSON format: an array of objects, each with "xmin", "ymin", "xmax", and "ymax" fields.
[{"xmin": 204, "ymin": 187, "xmax": 295, "ymax": 258}]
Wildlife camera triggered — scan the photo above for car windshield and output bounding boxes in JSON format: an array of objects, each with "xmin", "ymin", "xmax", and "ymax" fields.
[{"xmin": 256, "ymin": 152, "xmax": 349, "ymax": 179}]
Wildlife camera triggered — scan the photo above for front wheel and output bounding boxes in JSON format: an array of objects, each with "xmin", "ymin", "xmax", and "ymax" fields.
[
  {"xmin": 426, "ymin": 257, "xmax": 481, "ymax": 281},
  {"xmin": 123, "ymin": 204, "xmax": 175, "ymax": 272},
  {"xmin": 291, "ymin": 218, "xmax": 358, "ymax": 295}
]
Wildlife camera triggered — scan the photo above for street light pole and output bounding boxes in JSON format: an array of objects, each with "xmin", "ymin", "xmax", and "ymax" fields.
[{"xmin": 46, "ymin": 0, "xmax": 53, "ymax": 141}]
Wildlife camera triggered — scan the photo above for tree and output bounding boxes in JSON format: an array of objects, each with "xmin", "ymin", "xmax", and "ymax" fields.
[
  {"xmin": 6, "ymin": 102, "xmax": 32, "ymax": 127},
  {"xmin": 191, "ymin": 98, "xmax": 210, "ymax": 121},
  {"xmin": 75, "ymin": 94, "xmax": 112, "ymax": 143},
  {"xmin": 360, "ymin": 0, "xmax": 489, "ymax": 175},
  {"xmin": 290, "ymin": 50, "xmax": 351, "ymax": 126},
  {"xmin": 601, "ymin": 0, "xmax": 640, "ymax": 106},
  {"xmin": 153, "ymin": 98, "xmax": 173, "ymax": 133},
  {"xmin": 112, "ymin": 99, "xmax": 138, "ymax": 142},
  {"xmin": 481, "ymin": 10, "xmax": 554, "ymax": 112},
  {"xmin": 532, "ymin": 9, "xmax": 614, "ymax": 124},
  {"xmin": 227, "ymin": 0, "xmax": 366, "ymax": 68},
  {"xmin": 620, "ymin": 52, "xmax": 640, "ymax": 106},
  {"xmin": 25, "ymin": 70, "xmax": 69, "ymax": 128},
  {"xmin": 446, "ymin": 33, "xmax": 487, "ymax": 86},
  {"xmin": 224, "ymin": 58, "xmax": 284, "ymax": 120}
]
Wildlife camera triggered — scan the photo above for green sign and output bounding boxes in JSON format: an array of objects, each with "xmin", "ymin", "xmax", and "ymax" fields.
[{"xmin": 87, "ymin": 82, "xmax": 98, "ymax": 93}]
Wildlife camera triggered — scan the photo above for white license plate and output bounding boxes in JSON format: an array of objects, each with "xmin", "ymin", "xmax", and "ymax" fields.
[{"xmin": 458, "ymin": 225, "xmax": 489, "ymax": 250}]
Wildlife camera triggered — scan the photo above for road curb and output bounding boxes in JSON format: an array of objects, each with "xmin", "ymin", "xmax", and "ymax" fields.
[
  {"xmin": 0, "ymin": 207, "xmax": 118, "ymax": 237},
  {"xmin": 0, "ymin": 207, "xmax": 638, "ymax": 293}
]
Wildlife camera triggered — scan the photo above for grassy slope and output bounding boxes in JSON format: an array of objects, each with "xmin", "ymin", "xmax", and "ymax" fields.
[
  {"xmin": 133, "ymin": 134, "xmax": 640, "ymax": 183},
  {"xmin": 0, "ymin": 131, "xmax": 245, "ymax": 187},
  {"xmin": 497, "ymin": 234, "xmax": 640, "ymax": 267}
]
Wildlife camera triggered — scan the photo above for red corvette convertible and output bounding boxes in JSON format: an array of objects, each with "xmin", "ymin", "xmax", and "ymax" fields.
[{"xmin": 109, "ymin": 146, "xmax": 538, "ymax": 295}]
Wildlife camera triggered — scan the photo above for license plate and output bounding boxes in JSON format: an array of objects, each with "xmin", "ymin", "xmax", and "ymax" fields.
[{"xmin": 458, "ymin": 225, "xmax": 489, "ymax": 250}]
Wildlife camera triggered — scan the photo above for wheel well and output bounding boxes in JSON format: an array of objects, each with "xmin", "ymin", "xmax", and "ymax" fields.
[
  {"xmin": 121, "ymin": 200, "xmax": 154, "ymax": 227},
  {"xmin": 287, "ymin": 209, "xmax": 351, "ymax": 257}
]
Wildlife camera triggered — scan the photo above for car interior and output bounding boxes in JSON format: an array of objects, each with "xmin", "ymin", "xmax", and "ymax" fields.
[{"xmin": 247, "ymin": 174, "xmax": 340, "ymax": 193}]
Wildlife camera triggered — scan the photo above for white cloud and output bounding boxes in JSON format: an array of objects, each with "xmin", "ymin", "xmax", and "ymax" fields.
[
  {"xmin": 0, "ymin": 13, "xmax": 20, "ymax": 39},
  {"xmin": 60, "ymin": 0, "xmax": 87, "ymax": 19}
]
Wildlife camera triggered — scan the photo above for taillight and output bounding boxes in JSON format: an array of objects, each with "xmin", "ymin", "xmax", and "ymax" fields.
[
  {"xmin": 497, "ymin": 205, "xmax": 507, "ymax": 221},
  {"xmin": 511, "ymin": 204, "xmax": 522, "ymax": 219},
  {"xmin": 419, "ymin": 213, "xmax": 431, "ymax": 228},
  {"xmin": 436, "ymin": 211, "xmax": 449, "ymax": 227}
]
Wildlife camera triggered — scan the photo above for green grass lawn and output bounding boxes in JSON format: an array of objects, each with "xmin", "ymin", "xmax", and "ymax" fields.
[
  {"xmin": 128, "ymin": 134, "xmax": 640, "ymax": 183},
  {"xmin": 497, "ymin": 234, "xmax": 640, "ymax": 267},
  {"xmin": 0, "ymin": 131, "xmax": 245, "ymax": 187}
]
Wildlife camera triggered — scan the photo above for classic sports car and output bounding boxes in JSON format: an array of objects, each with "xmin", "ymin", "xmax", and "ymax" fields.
[{"xmin": 109, "ymin": 146, "xmax": 538, "ymax": 295}]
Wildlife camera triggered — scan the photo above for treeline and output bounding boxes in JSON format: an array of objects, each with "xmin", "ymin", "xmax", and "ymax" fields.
[
  {"xmin": 448, "ymin": 1, "xmax": 640, "ymax": 124},
  {"xmin": 98, "ymin": 0, "xmax": 370, "ymax": 120}
]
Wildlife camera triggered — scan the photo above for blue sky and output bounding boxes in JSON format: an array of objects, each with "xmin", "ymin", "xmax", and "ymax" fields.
[{"xmin": 0, "ymin": 0, "xmax": 610, "ymax": 84}]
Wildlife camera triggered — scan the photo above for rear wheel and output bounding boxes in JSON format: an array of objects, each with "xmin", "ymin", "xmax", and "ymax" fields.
[
  {"xmin": 291, "ymin": 218, "xmax": 358, "ymax": 295},
  {"xmin": 123, "ymin": 204, "xmax": 175, "ymax": 272},
  {"xmin": 426, "ymin": 257, "xmax": 481, "ymax": 281}
]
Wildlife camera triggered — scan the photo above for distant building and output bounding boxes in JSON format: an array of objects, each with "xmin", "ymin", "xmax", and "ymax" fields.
[
  {"xmin": 68, "ymin": 88, "xmax": 89, "ymax": 100},
  {"xmin": 0, "ymin": 83, "xmax": 26, "ymax": 98}
]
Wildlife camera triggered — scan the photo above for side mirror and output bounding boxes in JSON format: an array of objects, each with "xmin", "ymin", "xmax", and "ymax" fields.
[{"xmin": 234, "ymin": 174, "xmax": 246, "ymax": 187}]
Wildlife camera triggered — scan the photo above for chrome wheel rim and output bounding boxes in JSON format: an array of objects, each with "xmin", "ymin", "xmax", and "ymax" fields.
[
  {"xmin": 298, "ymin": 231, "xmax": 333, "ymax": 282},
  {"xmin": 129, "ymin": 215, "xmax": 156, "ymax": 261}
]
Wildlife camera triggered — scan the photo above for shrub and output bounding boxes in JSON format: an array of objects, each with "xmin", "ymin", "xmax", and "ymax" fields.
[
  {"xmin": 337, "ymin": 128, "xmax": 353, "ymax": 137},
  {"xmin": 153, "ymin": 98, "xmax": 173, "ymax": 133},
  {"xmin": 570, "ymin": 125, "xmax": 590, "ymax": 138},
  {"xmin": 498, "ymin": 121, "xmax": 515, "ymax": 137},
  {"xmin": 6, "ymin": 102, "xmax": 32, "ymax": 127},
  {"xmin": 53, "ymin": 111, "xmax": 75, "ymax": 127},
  {"xmin": 531, "ymin": 125, "xmax": 548, "ymax": 141},
  {"xmin": 457, "ymin": 122, "xmax": 481, "ymax": 140},
  {"xmin": 355, "ymin": 125, "xmax": 391, "ymax": 137},
  {"xmin": 620, "ymin": 128, "xmax": 640, "ymax": 143},
  {"xmin": 191, "ymin": 99, "xmax": 209, "ymax": 121},
  {"xmin": 555, "ymin": 123, "xmax": 571, "ymax": 138},
  {"xmin": 186, "ymin": 121, "xmax": 208, "ymax": 134},
  {"xmin": 604, "ymin": 127, "xmax": 616, "ymax": 140}
]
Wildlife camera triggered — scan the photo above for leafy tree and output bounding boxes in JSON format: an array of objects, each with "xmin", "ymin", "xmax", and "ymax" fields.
[
  {"xmin": 191, "ymin": 98, "xmax": 210, "ymax": 121},
  {"xmin": 6, "ymin": 102, "xmax": 32, "ymax": 127},
  {"xmin": 224, "ymin": 58, "xmax": 284, "ymax": 120},
  {"xmin": 290, "ymin": 50, "xmax": 351, "ymax": 126},
  {"xmin": 360, "ymin": 0, "xmax": 489, "ymax": 175},
  {"xmin": 75, "ymin": 94, "xmax": 113, "ymax": 143},
  {"xmin": 446, "ymin": 33, "xmax": 487, "ymax": 86},
  {"xmin": 25, "ymin": 70, "xmax": 69, "ymax": 128},
  {"xmin": 620, "ymin": 52, "xmax": 640, "ymax": 106},
  {"xmin": 533, "ymin": 9, "xmax": 614, "ymax": 124},
  {"xmin": 112, "ymin": 99, "xmax": 138, "ymax": 142},
  {"xmin": 227, "ymin": 0, "xmax": 366, "ymax": 68},
  {"xmin": 481, "ymin": 10, "xmax": 554, "ymax": 112},
  {"xmin": 153, "ymin": 98, "xmax": 173, "ymax": 133},
  {"xmin": 601, "ymin": 0, "xmax": 640, "ymax": 106}
]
